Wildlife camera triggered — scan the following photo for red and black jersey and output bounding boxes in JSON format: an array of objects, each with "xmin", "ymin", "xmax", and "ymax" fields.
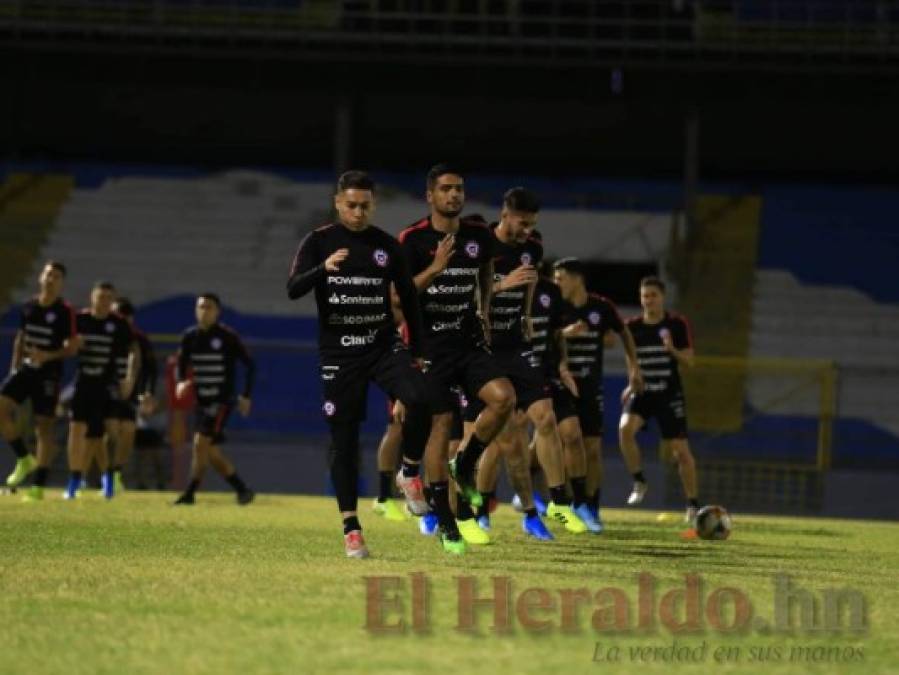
[
  {"xmin": 75, "ymin": 311, "xmax": 132, "ymax": 383},
  {"xmin": 488, "ymin": 223, "xmax": 543, "ymax": 350},
  {"xmin": 176, "ymin": 322, "xmax": 255, "ymax": 404},
  {"xmin": 529, "ymin": 278, "xmax": 565, "ymax": 376},
  {"xmin": 560, "ymin": 293, "xmax": 625, "ymax": 380},
  {"xmin": 627, "ymin": 312, "xmax": 693, "ymax": 394},
  {"xmin": 17, "ymin": 297, "xmax": 76, "ymax": 379},
  {"xmin": 398, "ymin": 215, "xmax": 495, "ymax": 355}
]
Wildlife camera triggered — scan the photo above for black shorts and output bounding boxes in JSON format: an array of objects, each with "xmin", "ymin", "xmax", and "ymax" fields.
[
  {"xmin": 423, "ymin": 346, "xmax": 506, "ymax": 415},
  {"xmin": 0, "ymin": 367, "xmax": 59, "ymax": 417},
  {"xmin": 624, "ymin": 390, "xmax": 688, "ymax": 440},
  {"xmin": 320, "ymin": 341, "xmax": 428, "ymax": 426},
  {"xmin": 464, "ymin": 347, "xmax": 549, "ymax": 422},
  {"xmin": 110, "ymin": 398, "xmax": 137, "ymax": 422},
  {"xmin": 449, "ymin": 388, "xmax": 466, "ymax": 441},
  {"xmin": 569, "ymin": 376, "xmax": 604, "ymax": 438},
  {"xmin": 549, "ymin": 378, "xmax": 578, "ymax": 425},
  {"xmin": 71, "ymin": 377, "xmax": 116, "ymax": 439},
  {"xmin": 196, "ymin": 400, "xmax": 233, "ymax": 444}
]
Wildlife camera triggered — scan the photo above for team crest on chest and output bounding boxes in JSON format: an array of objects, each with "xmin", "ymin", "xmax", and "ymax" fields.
[
  {"xmin": 520, "ymin": 252, "xmax": 532, "ymax": 266},
  {"xmin": 105, "ymin": 321, "xmax": 115, "ymax": 333},
  {"xmin": 373, "ymin": 248, "xmax": 389, "ymax": 267},
  {"xmin": 588, "ymin": 311, "xmax": 601, "ymax": 326},
  {"xmin": 323, "ymin": 400, "xmax": 336, "ymax": 417},
  {"xmin": 539, "ymin": 293, "xmax": 551, "ymax": 308},
  {"xmin": 46, "ymin": 312, "xmax": 56, "ymax": 323},
  {"xmin": 464, "ymin": 241, "xmax": 480, "ymax": 258},
  {"xmin": 211, "ymin": 337, "xmax": 222, "ymax": 350}
]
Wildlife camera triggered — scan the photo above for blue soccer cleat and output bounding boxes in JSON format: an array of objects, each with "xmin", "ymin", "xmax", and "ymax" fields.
[
  {"xmin": 477, "ymin": 514, "xmax": 491, "ymax": 531},
  {"xmin": 100, "ymin": 472, "xmax": 114, "ymax": 500},
  {"xmin": 575, "ymin": 503, "xmax": 604, "ymax": 534},
  {"xmin": 532, "ymin": 492, "xmax": 548, "ymax": 518},
  {"xmin": 419, "ymin": 512, "xmax": 439, "ymax": 536},
  {"xmin": 522, "ymin": 514, "xmax": 554, "ymax": 541}
]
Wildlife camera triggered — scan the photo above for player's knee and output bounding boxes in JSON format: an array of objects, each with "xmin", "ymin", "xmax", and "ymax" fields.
[
  {"xmin": 671, "ymin": 440, "xmax": 694, "ymax": 466},
  {"xmin": 490, "ymin": 381, "xmax": 516, "ymax": 416},
  {"xmin": 532, "ymin": 406, "xmax": 556, "ymax": 435}
]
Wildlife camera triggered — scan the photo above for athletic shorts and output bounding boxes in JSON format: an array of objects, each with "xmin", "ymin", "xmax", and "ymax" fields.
[
  {"xmin": 424, "ymin": 346, "xmax": 507, "ymax": 415},
  {"xmin": 624, "ymin": 390, "xmax": 688, "ymax": 440},
  {"xmin": 320, "ymin": 341, "xmax": 428, "ymax": 426},
  {"xmin": 549, "ymin": 378, "xmax": 578, "ymax": 425},
  {"xmin": 110, "ymin": 398, "xmax": 137, "ymax": 422},
  {"xmin": 0, "ymin": 367, "xmax": 59, "ymax": 417},
  {"xmin": 449, "ymin": 387, "xmax": 465, "ymax": 441},
  {"xmin": 464, "ymin": 347, "xmax": 549, "ymax": 422},
  {"xmin": 564, "ymin": 376, "xmax": 604, "ymax": 438},
  {"xmin": 196, "ymin": 400, "xmax": 233, "ymax": 445},
  {"xmin": 71, "ymin": 377, "xmax": 117, "ymax": 439}
]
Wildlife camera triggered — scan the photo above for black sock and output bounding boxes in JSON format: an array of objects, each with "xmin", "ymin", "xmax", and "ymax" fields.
[
  {"xmin": 592, "ymin": 489, "xmax": 602, "ymax": 510},
  {"xmin": 113, "ymin": 464, "xmax": 123, "ymax": 473},
  {"xmin": 524, "ymin": 507, "xmax": 538, "ymax": 519},
  {"xmin": 455, "ymin": 493, "xmax": 475, "ymax": 521},
  {"xmin": 477, "ymin": 491, "xmax": 494, "ymax": 518},
  {"xmin": 457, "ymin": 433, "xmax": 488, "ymax": 476},
  {"xmin": 185, "ymin": 478, "xmax": 200, "ymax": 496},
  {"xmin": 33, "ymin": 467, "xmax": 49, "ymax": 487},
  {"xmin": 225, "ymin": 472, "xmax": 248, "ymax": 494},
  {"xmin": 423, "ymin": 485, "xmax": 433, "ymax": 504},
  {"xmin": 549, "ymin": 485, "xmax": 570, "ymax": 506},
  {"xmin": 401, "ymin": 459, "xmax": 420, "ymax": 478},
  {"xmin": 688, "ymin": 498, "xmax": 700, "ymax": 509},
  {"xmin": 343, "ymin": 515, "xmax": 362, "ymax": 534},
  {"xmin": 633, "ymin": 471, "xmax": 646, "ymax": 483},
  {"xmin": 377, "ymin": 471, "xmax": 393, "ymax": 501},
  {"xmin": 428, "ymin": 481, "xmax": 460, "ymax": 538},
  {"xmin": 570, "ymin": 476, "xmax": 587, "ymax": 507},
  {"xmin": 9, "ymin": 438, "xmax": 27, "ymax": 459}
]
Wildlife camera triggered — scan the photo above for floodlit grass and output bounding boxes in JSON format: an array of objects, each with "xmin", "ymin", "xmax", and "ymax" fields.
[{"xmin": 1, "ymin": 491, "xmax": 896, "ymax": 674}]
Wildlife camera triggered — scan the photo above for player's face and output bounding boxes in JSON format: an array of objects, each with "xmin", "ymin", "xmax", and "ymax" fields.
[
  {"xmin": 91, "ymin": 287, "xmax": 115, "ymax": 315},
  {"xmin": 38, "ymin": 265, "xmax": 64, "ymax": 296},
  {"xmin": 640, "ymin": 285, "xmax": 665, "ymax": 313},
  {"xmin": 501, "ymin": 208, "xmax": 538, "ymax": 244},
  {"xmin": 334, "ymin": 188, "xmax": 375, "ymax": 230},
  {"xmin": 553, "ymin": 269, "xmax": 579, "ymax": 300},
  {"xmin": 427, "ymin": 174, "xmax": 464, "ymax": 218},
  {"xmin": 195, "ymin": 298, "xmax": 220, "ymax": 328}
]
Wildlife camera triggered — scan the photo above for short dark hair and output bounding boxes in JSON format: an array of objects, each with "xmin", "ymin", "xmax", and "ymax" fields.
[
  {"xmin": 93, "ymin": 280, "xmax": 116, "ymax": 292},
  {"xmin": 503, "ymin": 187, "xmax": 540, "ymax": 214},
  {"xmin": 198, "ymin": 292, "xmax": 221, "ymax": 308},
  {"xmin": 640, "ymin": 276, "xmax": 666, "ymax": 293},
  {"xmin": 113, "ymin": 297, "xmax": 135, "ymax": 316},
  {"xmin": 336, "ymin": 170, "xmax": 375, "ymax": 194},
  {"xmin": 426, "ymin": 163, "xmax": 464, "ymax": 189},
  {"xmin": 553, "ymin": 257, "xmax": 585, "ymax": 278},
  {"xmin": 45, "ymin": 260, "xmax": 67, "ymax": 277}
]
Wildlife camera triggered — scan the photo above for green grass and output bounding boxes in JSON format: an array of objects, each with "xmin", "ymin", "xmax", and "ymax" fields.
[{"xmin": 1, "ymin": 491, "xmax": 896, "ymax": 675}]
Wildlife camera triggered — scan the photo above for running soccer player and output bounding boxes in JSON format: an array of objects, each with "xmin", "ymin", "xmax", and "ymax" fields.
[
  {"xmin": 287, "ymin": 171, "xmax": 431, "ymax": 558},
  {"xmin": 109, "ymin": 297, "xmax": 158, "ymax": 493},
  {"xmin": 553, "ymin": 258, "xmax": 643, "ymax": 526},
  {"xmin": 172, "ymin": 293, "xmax": 256, "ymax": 507},
  {"xmin": 619, "ymin": 276, "xmax": 700, "ymax": 524},
  {"xmin": 64, "ymin": 281, "xmax": 138, "ymax": 500},
  {"xmin": 1, "ymin": 261, "xmax": 77, "ymax": 498},
  {"xmin": 398, "ymin": 164, "xmax": 516, "ymax": 553}
]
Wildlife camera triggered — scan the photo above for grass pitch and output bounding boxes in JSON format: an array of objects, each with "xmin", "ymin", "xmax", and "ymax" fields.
[{"xmin": 1, "ymin": 491, "xmax": 896, "ymax": 675}]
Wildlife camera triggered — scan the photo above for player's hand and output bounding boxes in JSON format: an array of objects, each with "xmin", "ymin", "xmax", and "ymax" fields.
[
  {"xmin": 137, "ymin": 393, "xmax": 157, "ymax": 416},
  {"xmin": 325, "ymin": 248, "xmax": 350, "ymax": 272},
  {"xmin": 562, "ymin": 320, "xmax": 588, "ymax": 337},
  {"xmin": 559, "ymin": 364, "xmax": 579, "ymax": 397},
  {"xmin": 413, "ymin": 357, "xmax": 427, "ymax": 373},
  {"xmin": 238, "ymin": 396, "xmax": 252, "ymax": 417},
  {"xmin": 659, "ymin": 328, "xmax": 675, "ymax": 353},
  {"xmin": 392, "ymin": 400, "xmax": 406, "ymax": 424},
  {"xmin": 500, "ymin": 264, "xmax": 537, "ymax": 291},
  {"xmin": 522, "ymin": 316, "xmax": 534, "ymax": 341},
  {"xmin": 25, "ymin": 347, "xmax": 50, "ymax": 367},
  {"xmin": 430, "ymin": 234, "xmax": 456, "ymax": 274},
  {"xmin": 175, "ymin": 380, "xmax": 193, "ymax": 401},
  {"xmin": 628, "ymin": 369, "xmax": 645, "ymax": 395}
]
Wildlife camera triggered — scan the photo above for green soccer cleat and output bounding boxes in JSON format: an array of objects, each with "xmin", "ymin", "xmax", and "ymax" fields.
[
  {"xmin": 440, "ymin": 531, "xmax": 466, "ymax": 555},
  {"xmin": 448, "ymin": 457, "xmax": 483, "ymax": 508},
  {"xmin": 21, "ymin": 485, "xmax": 44, "ymax": 502},
  {"xmin": 372, "ymin": 498, "xmax": 408, "ymax": 522},
  {"xmin": 546, "ymin": 502, "xmax": 588, "ymax": 534},
  {"xmin": 6, "ymin": 454, "xmax": 36, "ymax": 488},
  {"xmin": 457, "ymin": 517, "xmax": 491, "ymax": 545}
]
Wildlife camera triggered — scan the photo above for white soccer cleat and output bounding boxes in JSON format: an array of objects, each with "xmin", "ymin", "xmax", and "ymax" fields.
[
  {"xmin": 685, "ymin": 506, "xmax": 699, "ymax": 527},
  {"xmin": 627, "ymin": 481, "xmax": 648, "ymax": 506},
  {"xmin": 395, "ymin": 471, "xmax": 429, "ymax": 516},
  {"xmin": 344, "ymin": 530, "xmax": 370, "ymax": 559}
]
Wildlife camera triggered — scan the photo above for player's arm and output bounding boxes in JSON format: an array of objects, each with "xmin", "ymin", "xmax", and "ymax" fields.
[
  {"xmin": 409, "ymin": 233, "xmax": 454, "ymax": 292},
  {"xmin": 233, "ymin": 334, "xmax": 256, "ymax": 416},
  {"xmin": 121, "ymin": 338, "xmax": 141, "ymax": 399},
  {"xmin": 617, "ymin": 325, "xmax": 644, "ymax": 394},
  {"xmin": 389, "ymin": 246, "xmax": 424, "ymax": 359},
  {"xmin": 287, "ymin": 231, "xmax": 346, "ymax": 299},
  {"xmin": 478, "ymin": 257, "xmax": 494, "ymax": 344},
  {"xmin": 665, "ymin": 317, "xmax": 695, "ymax": 369},
  {"xmin": 175, "ymin": 333, "xmax": 192, "ymax": 399},
  {"xmin": 9, "ymin": 330, "xmax": 24, "ymax": 372}
]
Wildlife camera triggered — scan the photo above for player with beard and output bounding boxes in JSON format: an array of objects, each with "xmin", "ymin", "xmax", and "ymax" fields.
[{"xmin": 398, "ymin": 164, "xmax": 515, "ymax": 554}]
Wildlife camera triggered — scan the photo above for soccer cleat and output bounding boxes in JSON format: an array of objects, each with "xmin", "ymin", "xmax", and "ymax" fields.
[
  {"xmin": 546, "ymin": 502, "xmax": 588, "ymax": 534},
  {"xmin": 344, "ymin": 530, "xmax": 370, "ymax": 559},
  {"xmin": 685, "ymin": 505, "xmax": 699, "ymax": 526},
  {"xmin": 395, "ymin": 471, "xmax": 429, "ymax": 516},
  {"xmin": 100, "ymin": 473, "xmax": 115, "ymax": 500},
  {"xmin": 533, "ymin": 492, "xmax": 548, "ymax": 517},
  {"xmin": 173, "ymin": 493, "xmax": 195, "ymax": 505},
  {"xmin": 113, "ymin": 471, "xmax": 125, "ymax": 494},
  {"xmin": 439, "ymin": 531, "xmax": 466, "ymax": 555},
  {"xmin": 372, "ymin": 498, "xmax": 408, "ymax": 521},
  {"xmin": 457, "ymin": 518, "xmax": 490, "ymax": 545},
  {"xmin": 511, "ymin": 494, "xmax": 524, "ymax": 513},
  {"xmin": 627, "ymin": 481, "xmax": 648, "ymax": 505},
  {"xmin": 6, "ymin": 454, "xmax": 36, "ymax": 487},
  {"xmin": 418, "ymin": 512, "xmax": 439, "ymax": 536},
  {"xmin": 63, "ymin": 475, "xmax": 81, "ymax": 500},
  {"xmin": 21, "ymin": 486, "xmax": 44, "ymax": 502},
  {"xmin": 237, "ymin": 490, "xmax": 255, "ymax": 506},
  {"xmin": 476, "ymin": 514, "xmax": 491, "ymax": 531},
  {"xmin": 448, "ymin": 457, "xmax": 482, "ymax": 508},
  {"xmin": 522, "ymin": 514, "xmax": 554, "ymax": 541},
  {"xmin": 574, "ymin": 503, "xmax": 604, "ymax": 534}
]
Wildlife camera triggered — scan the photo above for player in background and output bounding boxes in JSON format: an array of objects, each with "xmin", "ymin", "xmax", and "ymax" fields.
[
  {"xmin": 618, "ymin": 277, "xmax": 700, "ymax": 524},
  {"xmin": 553, "ymin": 258, "xmax": 643, "ymax": 527},
  {"xmin": 109, "ymin": 297, "xmax": 158, "ymax": 493},
  {"xmin": 64, "ymin": 281, "xmax": 138, "ymax": 500},
  {"xmin": 287, "ymin": 171, "xmax": 431, "ymax": 558},
  {"xmin": 1, "ymin": 261, "xmax": 78, "ymax": 499},
  {"xmin": 172, "ymin": 293, "xmax": 256, "ymax": 507},
  {"xmin": 399, "ymin": 164, "xmax": 516, "ymax": 554}
]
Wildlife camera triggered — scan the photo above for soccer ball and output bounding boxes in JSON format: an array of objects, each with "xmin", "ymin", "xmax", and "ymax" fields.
[{"xmin": 695, "ymin": 505, "xmax": 732, "ymax": 540}]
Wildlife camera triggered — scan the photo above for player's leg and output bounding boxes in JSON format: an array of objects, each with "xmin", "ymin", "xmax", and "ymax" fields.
[
  {"xmin": 203, "ymin": 403, "xmax": 253, "ymax": 505},
  {"xmin": 659, "ymin": 394, "xmax": 698, "ymax": 523},
  {"xmin": 112, "ymin": 409, "xmax": 137, "ymax": 492},
  {"xmin": 475, "ymin": 439, "xmax": 499, "ymax": 529},
  {"xmin": 1, "ymin": 372, "xmax": 37, "ymax": 487},
  {"xmin": 575, "ymin": 380, "xmax": 606, "ymax": 522},
  {"xmin": 64, "ymin": 421, "xmax": 88, "ymax": 499},
  {"xmin": 500, "ymin": 418, "xmax": 554, "ymax": 540},
  {"xmin": 372, "ymin": 412, "xmax": 406, "ymax": 521},
  {"xmin": 22, "ymin": 415, "xmax": 57, "ymax": 501},
  {"xmin": 423, "ymin": 411, "xmax": 464, "ymax": 552},
  {"xmin": 620, "ymin": 391, "xmax": 651, "ymax": 505},
  {"xmin": 452, "ymin": 399, "xmax": 490, "ymax": 544},
  {"xmin": 174, "ymin": 432, "xmax": 209, "ymax": 505}
]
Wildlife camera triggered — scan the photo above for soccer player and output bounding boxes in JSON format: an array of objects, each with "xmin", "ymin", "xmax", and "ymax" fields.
[
  {"xmin": 618, "ymin": 276, "xmax": 700, "ymax": 524},
  {"xmin": 172, "ymin": 293, "xmax": 256, "ymax": 507},
  {"xmin": 1, "ymin": 261, "xmax": 77, "ymax": 498},
  {"xmin": 64, "ymin": 281, "xmax": 138, "ymax": 500},
  {"xmin": 465, "ymin": 187, "xmax": 592, "ymax": 539},
  {"xmin": 398, "ymin": 164, "xmax": 516, "ymax": 553},
  {"xmin": 109, "ymin": 297, "xmax": 158, "ymax": 493},
  {"xmin": 372, "ymin": 401, "xmax": 408, "ymax": 521},
  {"xmin": 287, "ymin": 171, "xmax": 432, "ymax": 558},
  {"xmin": 553, "ymin": 257, "xmax": 643, "ymax": 527}
]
